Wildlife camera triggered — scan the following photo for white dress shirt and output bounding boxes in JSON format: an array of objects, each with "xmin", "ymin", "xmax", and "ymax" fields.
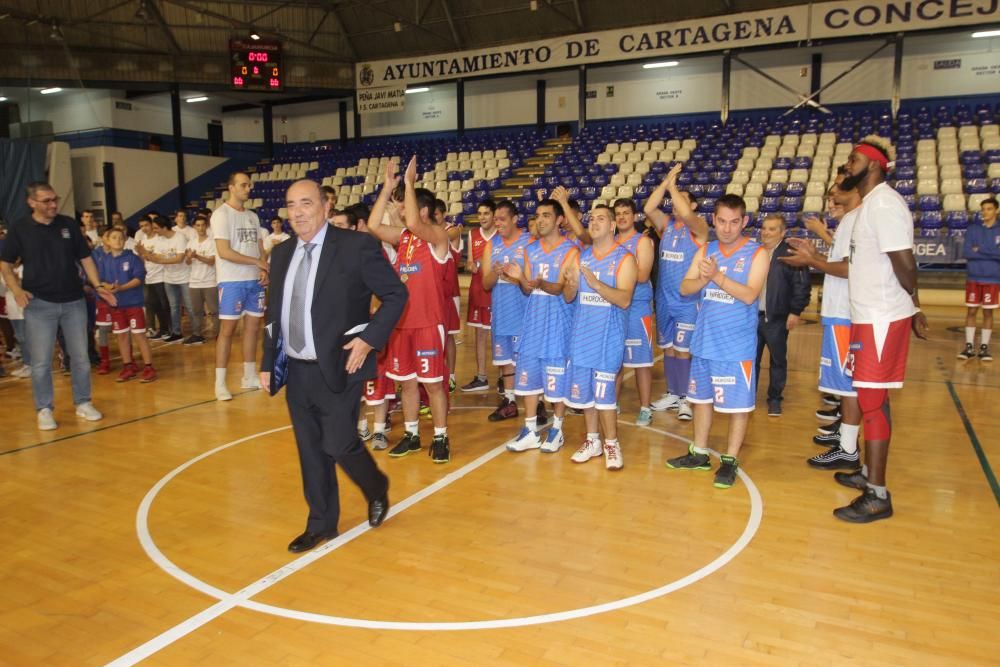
[{"xmin": 281, "ymin": 223, "xmax": 327, "ymax": 360}]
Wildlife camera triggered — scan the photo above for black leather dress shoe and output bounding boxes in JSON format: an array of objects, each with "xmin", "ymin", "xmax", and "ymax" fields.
[
  {"xmin": 287, "ymin": 530, "xmax": 337, "ymax": 553},
  {"xmin": 368, "ymin": 493, "xmax": 390, "ymax": 527}
]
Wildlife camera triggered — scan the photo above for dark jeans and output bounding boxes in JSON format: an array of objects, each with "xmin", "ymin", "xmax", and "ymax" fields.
[
  {"xmin": 146, "ymin": 283, "xmax": 171, "ymax": 334},
  {"xmin": 755, "ymin": 313, "xmax": 789, "ymax": 403}
]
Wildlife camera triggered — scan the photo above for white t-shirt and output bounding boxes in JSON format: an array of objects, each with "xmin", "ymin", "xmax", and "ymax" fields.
[
  {"xmin": 210, "ymin": 203, "xmax": 262, "ymax": 283},
  {"xmin": 189, "ymin": 237, "xmax": 217, "ymax": 288},
  {"xmin": 2, "ymin": 266, "xmax": 22, "ymax": 320},
  {"xmin": 821, "ymin": 209, "xmax": 857, "ymax": 320},
  {"xmin": 124, "ymin": 237, "xmax": 136, "ymax": 252},
  {"xmin": 264, "ymin": 231, "xmax": 290, "ymax": 254},
  {"xmin": 138, "ymin": 231, "xmax": 164, "ymax": 284},
  {"xmin": 848, "ymin": 182, "xmax": 916, "ymax": 325},
  {"xmin": 174, "ymin": 225, "xmax": 199, "ymax": 245},
  {"xmin": 155, "ymin": 232, "xmax": 190, "ymax": 285}
]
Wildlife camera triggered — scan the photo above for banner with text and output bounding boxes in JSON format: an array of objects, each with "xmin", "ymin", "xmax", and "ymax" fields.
[
  {"xmin": 357, "ymin": 85, "xmax": 406, "ymax": 114},
  {"xmin": 356, "ymin": 0, "xmax": 998, "ymax": 88}
]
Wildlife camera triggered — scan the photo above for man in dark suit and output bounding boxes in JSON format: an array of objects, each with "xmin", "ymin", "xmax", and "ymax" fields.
[
  {"xmin": 261, "ymin": 179, "xmax": 407, "ymax": 553},
  {"xmin": 755, "ymin": 213, "xmax": 812, "ymax": 417}
]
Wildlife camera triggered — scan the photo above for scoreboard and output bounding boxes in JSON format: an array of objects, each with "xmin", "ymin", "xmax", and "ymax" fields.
[{"xmin": 230, "ymin": 39, "xmax": 283, "ymax": 92}]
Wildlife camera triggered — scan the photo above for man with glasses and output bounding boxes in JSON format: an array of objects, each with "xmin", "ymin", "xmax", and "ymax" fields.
[{"xmin": 0, "ymin": 182, "xmax": 116, "ymax": 430}]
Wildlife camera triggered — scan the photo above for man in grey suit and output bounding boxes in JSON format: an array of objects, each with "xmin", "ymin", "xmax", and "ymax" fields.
[{"xmin": 261, "ymin": 179, "xmax": 407, "ymax": 553}]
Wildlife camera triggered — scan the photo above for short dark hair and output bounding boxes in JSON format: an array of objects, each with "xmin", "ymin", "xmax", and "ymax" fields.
[
  {"xmin": 591, "ymin": 203, "xmax": 614, "ymax": 217},
  {"xmin": 477, "ymin": 199, "xmax": 497, "ymax": 213},
  {"xmin": 715, "ymin": 194, "xmax": 747, "ymax": 217},
  {"xmin": 496, "ymin": 199, "xmax": 519, "ymax": 218},
  {"xmin": 567, "ymin": 199, "xmax": 581, "ymax": 214},
  {"xmin": 332, "ymin": 209, "xmax": 359, "ymax": 229},
  {"xmin": 982, "ymin": 197, "xmax": 999, "ymax": 209},
  {"xmin": 613, "ymin": 198, "xmax": 637, "ymax": 213},
  {"xmin": 270, "ymin": 216, "xmax": 282, "ymax": 225},
  {"xmin": 434, "ymin": 198, "xmax": 447, "ymax": 215},
  {"xmin": 537, "ymin": 198, "xmax": 564, "ymax": 218},
  {"xmin": 227, "ymin": 171, "xmax": 249, "ymax": 186},
  {"xmin": 347, "ymin": 203, "xmax": 370, "ymax": 223},
  {"xmin": 320, "ymin": 185, "xmax": 337, "ymax": 201},
  {"xmin": 414, "ymin": 187, "xmax": 436, "ymax": 219},
  {"xmin": 25, "ymin": 181, "xmax": 54, "ymax": 198},
  {"xmin": 151, "ymin": 217, "xmax": 171, "ymax": 229}
]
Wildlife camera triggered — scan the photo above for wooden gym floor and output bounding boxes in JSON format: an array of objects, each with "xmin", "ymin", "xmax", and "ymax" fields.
[{"xmin": 0, "ymin": 293, "xmax": 997, "ymax": 666}]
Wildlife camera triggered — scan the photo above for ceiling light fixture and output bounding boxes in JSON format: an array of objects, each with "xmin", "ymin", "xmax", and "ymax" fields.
[
  {"xmin": 0, "ymin": 97, "xmax": 8, "ymax": 102},
  {"xmin": 393, "ymin": 21, "xmax": 402, "ymax": 32},
  {"xmin": 405, "ymin": 87, "xmax": 429, "ymax": 94},
  {"xmin": 530, "ymin": 0, "xmax": 538, "ymax": 10},
  {"xmin": 185, "ymin": 96, "xmax": 208, "ymax": 103},
  {"xmin": 40, "ymin": 87, "xmax": 62, "ymax": 95},
  {"xmin": 643, "ymin": 61, "xmax": 680, "ymax": 69},
  {"xmin": 249, "ymin": 30, "xmax": 261, "ymax": 40},
  {"xmin": 971, "ymin": 29, "xmax": 1000, "ymax": 38}
]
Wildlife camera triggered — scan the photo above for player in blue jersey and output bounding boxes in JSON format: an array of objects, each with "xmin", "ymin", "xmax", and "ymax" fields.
[
  {"xmin": 562, "ymin": 205, "xmax": 637, "ymax": 470},
  {"xmin": 481, "ymin": 200, "xmax": 536, "ymax": 422},
  {"xmin": 643, "ymin": 163, "xmax": 709, "ymax": 422},
  {"xmin": 501, "ymin": 199, "xmax": 579, "ymax": 453},
  {"xmin": 666, "ymin": 194, "xmax": 769, "ymax": 489},
  {"xmin": 612, "ymin": 198, "xmax": 657, "ymax": 426}
]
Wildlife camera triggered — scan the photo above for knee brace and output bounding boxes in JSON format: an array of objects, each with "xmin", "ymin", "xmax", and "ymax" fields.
[{"xmin": 857, "ymin": 387, "xmax": 890, "ymax": 440}]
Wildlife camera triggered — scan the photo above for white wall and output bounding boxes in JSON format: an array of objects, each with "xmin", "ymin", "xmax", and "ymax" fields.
[
  {"xmin": 587, "ymin": 56, "xmax": 722, "ymax": 119},
  {"xmin": 14, "ymin": 89, "xmax": 113, "ymax": 133},
  {"xmin": 901, "ymin": 31, "xmax": 1000, "ymax": 99},
  {"xmin": 361, "ymin": 84, "xmax": 457, "ymax": 136},
  {"xmin": 70, "ymin": 147, "xmax": 226, "ymax": 218}
]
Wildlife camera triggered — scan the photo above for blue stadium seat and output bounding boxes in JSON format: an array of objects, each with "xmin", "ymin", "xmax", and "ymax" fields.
[
  {"xmin": 945, "ymin": 211, "xmax": 969, "ymax": 230},
  {"xmin": 985, "ymin": 150, "xmax": 1000, "ymax": 164},
  {"xmin": 918, "ymin": 195, "xmax": 941, "ymax": 211},
  {"xmin": 785, "ymin": 182, "xmax": 805, "ymax": 197},
  {"xmin": 967, "ymin": 179, "xmax": 989, "ymax": 194},
  {"xmin": 687, "ymin": 184, "xmax": 706, "ymax": 197},
  {"xmin": 710, "ymin": 171, "xmax": 731, "ymax": 184},
  {"xmin": 960, "ymin": 151, "xmax": 982, "ymax": 165},
  {"xmin": 577, "ymin": 175, "xmax": 592, "ymax": 187},
  {"xmin": 903, "ymin": 194, "xmax": 917, "ymax": 210},
  {"xmin": 706, "ymin": 184, "xmax": 726, "ymax": 198},
  {"xmin": 893, "ymin": 179, "xmax": 916, "ymax": 196},
  {"xmin": 780, "ymin": 197, "xmax": 803, "ymax": 213},
  {"xmin": 581, "ymin": 186, "xmax": 598, "ymax": 199},
  {"xmin": 520, "ymin": 199, "xmax": 537, "ymax": 214},
  {"xmin": 764, "ymin": 183, "xmax": 785, "ymax": 197},
  {"xmin": 963, "ymin": 164, "xmax": 986, "ymax": 178},
  {"xmin": 792, "ymin": 157, "xmax": 812, "ymax": 170},
  {"xmin": 698, "ymin": 198, "xmax": 717, "ymax": 213},
  {"xmin": 773, "ymin": 157, "xmax": 792, "ymax": 170},
  {"xmin": 760, "ymin": 197, "xmax": 780, "ymax": 213},
  {"xmin": 920, "ymin": 211, "xmax": 943, "ymax": 231},
  {"xmin": 634, "ymin": 185, "xmax": 650, "ymax": 199},
  {"xmin": 693, "ymin": 172, "xmax": 711, "ymax": 185}
]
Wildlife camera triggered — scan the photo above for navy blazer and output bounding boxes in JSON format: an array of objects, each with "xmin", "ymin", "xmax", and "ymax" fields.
[{"xmin": 261, "ymin": 226, "xmax": 407, "ymax": 394}]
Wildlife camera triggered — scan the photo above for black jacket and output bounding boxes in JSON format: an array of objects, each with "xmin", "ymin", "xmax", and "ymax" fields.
[
  {"xmin": 262, "ymin": 225, "xmax": 407, "ymax": 393},
  {"xmin": 760, "ymin": 239, "xmax": 811, "ymax": 321}
]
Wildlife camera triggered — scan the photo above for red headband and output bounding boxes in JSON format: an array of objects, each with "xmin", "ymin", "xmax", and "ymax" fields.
[{"xmin": 854, "ymin": 143, "xmax": 889, "ymax": 171}]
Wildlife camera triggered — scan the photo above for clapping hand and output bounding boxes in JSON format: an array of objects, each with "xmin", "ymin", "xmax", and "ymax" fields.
[
  {"xmin": 383, "ymin": 158, "xmax": 401, "ymax": 192},
  {"xmin": 500, "ymin": 262, "xmax": 523, "ymax": 282},
  {"xmin": 581, "ymin": 265, "xmax": 600, "ymax": 289},
  {"xmin": 403, "ymin": 155, "xmax": 418, "ymax": 187},
  {"xmin": 699, "ymin": 255, "xmax": 719, "ymax": 282},
  {"xmin": 780, "ymin": 237, "xmax": 819, "ymax": 268},
  {"xmin": 802, "ymin": 215, "xmax": 827, "ymax": 238}
]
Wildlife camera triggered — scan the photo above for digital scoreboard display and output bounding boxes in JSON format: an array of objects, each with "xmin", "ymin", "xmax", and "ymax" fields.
[{"xmin": 230, "ymin": 39, "xmax": 283, "ymax": 92}]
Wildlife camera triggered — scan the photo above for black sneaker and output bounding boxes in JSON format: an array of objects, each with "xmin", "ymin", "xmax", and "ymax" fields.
[
  {"xmin": 833, "ymin": 470, "xmax": 868, "ymax": 490},
  {"xmin": 807, "ymin": 445, "xmax": 860, "ymax": 470},
  {"xmin": 713, "ymin": 455, "xmax": 739, "ymax": 488},
  {"xmin": 821, "ymin": 393, "xmax": 841, "ymax": 406},
  {"xmin": 183, "ymin": 335, "xmax": 205, "ymax": 345},
  {"xmin": 488, "ymin": 397, "xmax": 518, "ymax": 422},
  {"xmin": 430, "ymin": 435, "xmax": 450, "ymax": 463},
  {"xmin": 957, "ymin": 343, "xmax": 975, "ymax": 360},
  {"xmin": 767, "ymin": 399, "xmax": 782, "ymax": 417},
  {"xmin": 817, "ymin": 418, "xmax": 842, "ymax": 435},
  {"xmin": 460, "ymin": 376, "xmax": 489, "ymax": 392},
  {"xmin": 833, "ymin": 487, "xmax": 893, "ymax": 523},
  {"xmin": 371, "ymin": 432, "xmax": 389, "ymax": 451},
  {"xmin": 979, "ymin": 344, "xmax": 993, "ymax": 362},
  {"xmin": 163, "ymin": 333, "xmax": 183, "ymax": 343},
  {"xmin": 816, "ymin": 406, "xmax": 840, "ymax": 421},
  {"xmin": 665, "ymin": 444, "xmax": 711, "ymax": 471},
  {"xmin": 388, "ymin": 433, "xmax": 421, "ymax": 458},
  {"xmin": 813, "ymin": 431, "xmax": 842, "ymax": 447},
  {"xmin": 536, "ymin": 400, "xmax": 548, "ymax": 427}
]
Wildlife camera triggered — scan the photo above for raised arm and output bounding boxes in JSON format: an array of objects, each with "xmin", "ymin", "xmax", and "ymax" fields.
[
  {"xmin": 366, "ymin": 160, "xmax": 404, "ymax": 247},
  {"xmin": 552, "ymin": 186, "xmax": 591, "ymax": 245},
  {"xmin": 667, "ymin": 163, "xmax": 709, "ymax": 244},
  {"xmin": 401, "ymin": 156, "xmax": 449, "ymax": 258}
]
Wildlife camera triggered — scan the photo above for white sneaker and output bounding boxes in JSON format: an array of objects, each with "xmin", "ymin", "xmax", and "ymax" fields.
[
  {"xmin": 215, "ymin": 384, "xmax": 233, "ymax": 401},
  {"xmin": 677, "ymin": 398, "xmax": 693, "ymax": 421},
  {"xmin": 75, "ymin": 402, "xmax": 103, "ymax": 421},
  {"xmin": 37, "ymin": 408, "xmax": 57, "ymax": 431},
  {"xmin": 570, "ymin": 438, "xmax": 603, "ymax": 463},
  {"xmin": 650, "ymin": 393, "xmax": 681, "ymax": 411},
  {"xmin": 604, "ymin": 441, "xmax": 623, "ymax": 470},
  {"xmin": 13, "ymin": 365, "xmax": 31, "ymax": 378},
  {"xmin": 636, "ymin": 406, "xmax": 652, "ymax": 426},
  {"xmin": 358, "ymin": 423, "xmax": 373, "ymax": 441},
  {"xmin": 506, "ymin": 427, "xmax": 541, "ymax": 452},
  {"xmin": 540, "ymin": 428, "xmax": 565, "ymax": 453},
  {"xmin": 241, "ymin": 375, "xmax": 261, "ymax": 390}
]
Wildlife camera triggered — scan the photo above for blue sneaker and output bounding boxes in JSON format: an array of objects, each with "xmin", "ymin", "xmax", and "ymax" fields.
[{"xmin": 540, "ymin": 427, "xmax": 565, "ymax": 453}]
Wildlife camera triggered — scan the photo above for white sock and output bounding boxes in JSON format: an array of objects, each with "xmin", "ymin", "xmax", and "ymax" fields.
[
  {"xmin": 450, "ymin": 373, "xmax": 456, "ymax": 383},
  {"xmin": 405, "ymin": 421, "xmax": 418, "ymax": 436},
  {"xmin": 504, "ymin": 390, "xmax": 515, "ymax": 401},
  {"xmin": 861, "ymin": 464, "xmax": 869, "ymax": 478},
  {"xmin": 525, "ymin": 416, "xmax": 537, "ymax": 432},
  {"xmin": 553, "ymin": 416, "xmax": 564, "ymax": 430},
  {"xmin": 966, "ymin": 327, "xmax": 976, "ymax": 345},
  {"xmin": 840, "ymin": 422, "xmax": 860, "ymax": 455},
  {"xmin": 243, "ymin": 361, "xmax": 256, "ymax": 378},
  {"xmin": 586, "ymin": 432, "xmax": 600, "ymax": 442},
  {"xmin": 982, "ymin": 330, "xmax": 992, "ymax": 346},
  {"xmin": 357, "ymin": 418, "xmax": 367, "ymax": 432},
  {"xmin": 374, "ymin": 421, "xmax": 386, "ymax": 434},
  {"xmin": 215, "ymin": 368, "xmax": 227, "ymax": 385},
  {"xmin": 605, "ymin": 438, "xmax": 619, "ymax": 447},
  {"xmin": 434, "ymin": 426, "xmax": 447, "ymax": 437},
  {"xmin": 692, "ymin": 443, "xmax": 710, "ymax": 455}
]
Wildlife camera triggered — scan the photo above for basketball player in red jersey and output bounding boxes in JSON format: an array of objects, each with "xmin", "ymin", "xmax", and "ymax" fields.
[
  {"xmin": 433, "ymin": 199, "xmax": 463, "ymax": 392},
  {"xmin": 368, "ymin": 157, "xmax": 453, "ymax": 464},
  {"xmin": 460, "ymin": 200, "xmax": 497, "ymax": 392}
]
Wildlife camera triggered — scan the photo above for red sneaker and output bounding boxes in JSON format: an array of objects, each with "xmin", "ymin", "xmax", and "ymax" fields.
[
  {"xmin": 97, "ymin": 359, "xmax": 111, "ymax": 375},
  {"xmin": 488, "ymin": 397, "xmax": 518, "ymax": 422},
  {"xmin": 140, "ymin": 365, "xmax": 157, "ymax": 383},
  {"xmin": 116, "ymin": 363, "xmax": 138, "ymax": 382}
]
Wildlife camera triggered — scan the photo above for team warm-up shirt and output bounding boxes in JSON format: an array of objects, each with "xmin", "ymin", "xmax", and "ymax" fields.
[
  {"xmin": 189, "ymin": 237, "xmax": 217, "ymax": 289},
  {"xmin": 691, "ymin": 238, "xmax": 763, "ymax": 361},
  {"xmin": 657, "ymin": 220, "xmax": 702, "ymax": 312},
  {"xmin": 569, "ymin": 243, "xmax": 632, "ymax": 371},
  {"xmin": 138, "ymin": 232, "xmax": 164, "ymax": 285},
  {"xmin": 157, "ymin": 232, "xmax": 190, "ymax": 285},
  {"xmin": 96, "ymin": 250, "xmax": 146, "ymax": 308},
  {"xmin": 518, "ymin": 237, "xmax": 579, "ymax": 360},
  {"xmin": 489, "ymin": 230, "xmax": 533, "ymax": 337},
  {"xmin": 963, "ymin": 221, "xmax": 1000, "ymax": 284},
  {"xmin": 392, "ymin": 229, "xmax": 448, "ymax": 330},
  {"xmin": 848, "ymin": 182, "xmax": 916, "ymax": 325},
  {"xmin": 210, "ymin": 203, "xmax": 262, "ymax": 283},
  {"xmin": 821, "ymin": 209, "xmax": 858, "ymax": 321}
]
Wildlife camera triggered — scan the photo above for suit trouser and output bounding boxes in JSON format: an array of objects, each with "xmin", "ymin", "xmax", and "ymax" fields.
[
  {"xmin": 285, "ymin": 359, "xmax": 389, "ymax": 534},
  {"xmin": 755, "ymin": 313, "xmax": 789, "ymax": 402}
]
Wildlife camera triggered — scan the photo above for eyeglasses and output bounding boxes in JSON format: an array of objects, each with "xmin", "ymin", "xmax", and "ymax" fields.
[{"xmin": 32, "ymin": 196, "xmax": 60, "ymax": 205}]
